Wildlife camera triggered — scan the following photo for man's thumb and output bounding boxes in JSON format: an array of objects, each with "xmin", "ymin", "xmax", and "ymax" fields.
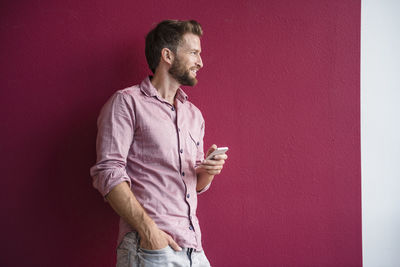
[{"xmin": 206, "ymin": 144, "xmax": 217, "ymax": 157}]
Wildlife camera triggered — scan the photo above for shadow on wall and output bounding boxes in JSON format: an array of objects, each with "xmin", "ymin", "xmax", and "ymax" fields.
[{"xmin": 6, "ymin": 41, "xmax": 147, "ymax": 266}]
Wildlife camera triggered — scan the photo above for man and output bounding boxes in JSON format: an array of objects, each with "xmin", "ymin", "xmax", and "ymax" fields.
[{"xmin": 90, "ymin": 20, "xmax": 228, "ymax": 266}]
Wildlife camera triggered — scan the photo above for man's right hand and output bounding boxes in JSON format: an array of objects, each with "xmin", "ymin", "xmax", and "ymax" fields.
[
  {"xmin": 105, "ymin": 182, "xmax": 182, "ymax": 252},
  {"xmin": 139, "ymin": 226, "xmax": 182, "ymax": 251}
]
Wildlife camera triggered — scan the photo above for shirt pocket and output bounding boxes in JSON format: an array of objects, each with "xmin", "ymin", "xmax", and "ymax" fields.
[{"xmin": 187, "ymin": 131, "xmax": 200, "ymax": 165}]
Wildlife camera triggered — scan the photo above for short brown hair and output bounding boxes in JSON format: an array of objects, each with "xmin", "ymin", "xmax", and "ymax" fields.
[{"xmin": 145, "ymin": 20, "xmax": 203, "ymax": 73}]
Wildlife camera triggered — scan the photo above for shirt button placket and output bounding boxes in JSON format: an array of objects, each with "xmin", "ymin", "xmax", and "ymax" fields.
[
  {"xmin": 175, "ymin": 103, "xmax": 194, "ymax": 233},
  {"xmin": 187, "ymin": 192, "xmax": 195, "ymax": 231}
]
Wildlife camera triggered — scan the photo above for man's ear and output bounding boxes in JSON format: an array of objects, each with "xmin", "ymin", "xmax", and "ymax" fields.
[{"xmin": 161, "ymin": 48, "xmax": 174, "ymax": 65}]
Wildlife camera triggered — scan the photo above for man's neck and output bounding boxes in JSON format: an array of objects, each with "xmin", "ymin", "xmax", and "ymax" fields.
[{"xmin": 150, "ymin": 72, "xmax": 180, "ymax": 105}]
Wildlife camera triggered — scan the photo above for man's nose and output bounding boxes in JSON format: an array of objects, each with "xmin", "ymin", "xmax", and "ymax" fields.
[{"xmin": 197, "ymin": 55, "xmax": 203, "ymax": 68}]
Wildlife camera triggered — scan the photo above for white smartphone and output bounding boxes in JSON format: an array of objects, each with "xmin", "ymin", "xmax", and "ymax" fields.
[{"xmin": 206, "ymin": 147, "xmax": 229, "ymax": 160}]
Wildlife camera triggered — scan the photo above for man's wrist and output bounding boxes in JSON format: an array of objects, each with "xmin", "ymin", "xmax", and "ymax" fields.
[
  {"xmin": 195, "ymin": 166, "xmax": 204, "ymax": 175},
  {"xmin": 136, "ymin": 218, "xmax": 158, "ymax": 238}
]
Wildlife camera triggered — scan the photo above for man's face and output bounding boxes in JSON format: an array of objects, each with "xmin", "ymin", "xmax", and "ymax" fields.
[{"xmin": 168, "ymin": 33, "xmax": 203, "ymax": 86}]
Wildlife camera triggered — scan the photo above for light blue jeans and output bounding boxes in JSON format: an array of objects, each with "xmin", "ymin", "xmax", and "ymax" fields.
[{"xmin": 116, "ymin": 232, "xmax": 211, "ymax": 267}]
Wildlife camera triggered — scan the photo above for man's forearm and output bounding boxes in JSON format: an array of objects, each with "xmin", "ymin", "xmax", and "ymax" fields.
[
  {"xmin": 106, "ymin": 182, "xmax": 156, "ymax": 236},
  {"xmin": 196, "ymin": 171, "xmax": 214, "ymax": 192}
]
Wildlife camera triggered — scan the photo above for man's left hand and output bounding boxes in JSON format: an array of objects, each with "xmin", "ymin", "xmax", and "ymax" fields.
[{"xmin": 196, "ymin": 144, "xmax": 228, "ymax": 175}]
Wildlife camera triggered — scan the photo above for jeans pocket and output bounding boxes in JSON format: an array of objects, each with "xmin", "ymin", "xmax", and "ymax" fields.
[
  {"xmin": 139, "ymin": 245, "xmax": 170, "ymax": 255},
  {"xmin": 116, "ymin": 232, "xmax": 139, "ymax": 267},
  {"xmin": 138, "ymin": 246, "xmax": 172, "ymax": 266}
]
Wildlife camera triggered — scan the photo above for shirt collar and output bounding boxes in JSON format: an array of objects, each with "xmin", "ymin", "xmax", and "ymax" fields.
[
  {"xmin": 176, "ymin": 87, "xmax": 188, "ymax": 103},
  {"xmin": 140, "ymin": 76, "xmax": 188, "ymax": 103}
]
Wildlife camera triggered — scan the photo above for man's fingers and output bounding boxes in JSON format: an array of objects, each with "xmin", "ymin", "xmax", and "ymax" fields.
[
  {"xmin": 201, "ymin": 159, "xmax": 225, "ymax": 166},
  {"xmin": 200, "ymin": 165, "xmax": 223, "ymax": 175},
  {"xmin": 202, "ymin": 155, "xmax": 227, "ymax": 163},
  {"xmin": 207, "ymin": 169, "xmax": 222, "ymax": 175},
  {"xmin": 168, "ymin": 236, "xmax": 182, "ymax": 251},
  {"xmin": 214, "ymin": 154, "xmax": 228, "ymax": 160},
  {"xmin": 201, "ymin": 164, "xmax": 224, "ymax": 170}
]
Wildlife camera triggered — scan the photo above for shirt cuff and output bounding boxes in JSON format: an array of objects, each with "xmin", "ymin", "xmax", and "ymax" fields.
[
  {"xmin": 91, "ymin": 167, "xmax": 131, "ymax": 197},
  {"xmin": 197, "ymin": 182, "xmax": 211, "ymax": 194}
]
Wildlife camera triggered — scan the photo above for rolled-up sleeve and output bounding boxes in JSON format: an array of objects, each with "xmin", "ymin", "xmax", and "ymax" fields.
[{"xmin": 90, "ymin": 92, "xmax": 134, "ymax": 197}]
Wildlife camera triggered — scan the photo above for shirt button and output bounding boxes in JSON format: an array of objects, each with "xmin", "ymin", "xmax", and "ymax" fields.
[
  {"xmin": 196, "ymin": 142, "xmax": 200, "ymax": 146},
  {"xmin": 171, "ymin": 107, "xmax": 175, "ymax": 111},
  {"xmin": 178, "ymin": 128, "xmax": 181, "ymax": 132},
  {"xmin": 189, "ymin": 226, "xmax": 193, "ymax": 231},
  {"xmin": 180, "ymin": 148, "xmax": 183, "ymax": 153},
  {"xmin": 187, "ymin": 193, "xmax": 190, "ymax": 198},
  {"xmin": 182, "ymin": 172, "xmax": 185, "ymax": 176}
]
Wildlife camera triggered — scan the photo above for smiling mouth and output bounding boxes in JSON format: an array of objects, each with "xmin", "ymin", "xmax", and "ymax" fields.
[{"xmin": 190, "ymin": 69, "xmax": 198, "ymax": 76}]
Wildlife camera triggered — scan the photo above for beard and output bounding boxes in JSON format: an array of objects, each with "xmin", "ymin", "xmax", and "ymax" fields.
[{"xmin": 168, "ymin": 57, "xmax": 198, "ymax": 86}]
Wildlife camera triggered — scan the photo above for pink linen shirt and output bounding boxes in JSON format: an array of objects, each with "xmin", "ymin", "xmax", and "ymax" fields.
[{"xmin": 90, "ymin": 76, "xmax": 210, "ymax": 250}]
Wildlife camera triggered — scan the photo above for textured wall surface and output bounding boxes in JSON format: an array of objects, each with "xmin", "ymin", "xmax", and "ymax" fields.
[{"xmin": 0, "ymin": 0, "xmax": 361, "ymax": 266}]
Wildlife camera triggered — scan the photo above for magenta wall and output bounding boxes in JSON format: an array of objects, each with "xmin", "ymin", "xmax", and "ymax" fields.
[{"xmin": 0, "ymin": 1, "xmax": 361, "ymax": 266}]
